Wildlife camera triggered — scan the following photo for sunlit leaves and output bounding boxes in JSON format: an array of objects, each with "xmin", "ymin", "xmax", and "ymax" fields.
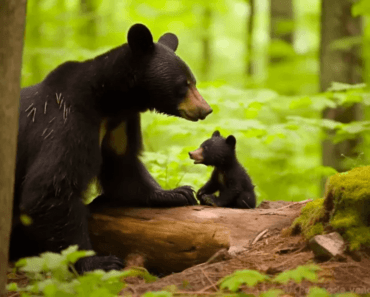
[
  {"xmin": 352, "ymin": 0, "xmax": 370, "ymax": 16},
  {"xmin": 327, "ymin": 82, "xmax": 366, "ymax": 92},
  {"xmin": 219, "ymin": 270, "xmax": 269, "ymax": 292},
  {"xmin": 9, "ymin": 246, "xmax": 157, "ymax": 297},
  {"xmin": 273, "ymin": 264, "xmax": 321, "ymax": 284}
]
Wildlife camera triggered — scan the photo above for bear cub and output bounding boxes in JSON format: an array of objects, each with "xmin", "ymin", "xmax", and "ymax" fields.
[{"xmin": 189, "ymin": 131, "xmax": 256, "ymax": 209}]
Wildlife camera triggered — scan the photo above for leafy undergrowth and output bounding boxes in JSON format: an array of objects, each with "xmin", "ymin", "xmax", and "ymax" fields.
[
  {"xmin": 8, "ymin": 231, "xmax": 370, "ymax": 297},
  {"xmin": 7, "ymin": 246, "xmax": 156, "ymax": 297}
]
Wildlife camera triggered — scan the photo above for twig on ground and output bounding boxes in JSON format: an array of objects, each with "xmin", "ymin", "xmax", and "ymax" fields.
[{"xmin": 252, "ymin": 229, "xmax": 269, "ymax": 245}]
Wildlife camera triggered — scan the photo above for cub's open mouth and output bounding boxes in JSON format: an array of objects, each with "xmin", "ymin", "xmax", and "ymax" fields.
[{"xmin": 188, "ymin": 148, "xmax": 204, "ymax": 164}]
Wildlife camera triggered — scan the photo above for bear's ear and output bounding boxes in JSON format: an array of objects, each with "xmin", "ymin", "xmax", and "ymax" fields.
[
  {"xmin": 128, "ymin": 24, "xmax": 154, "ymax": 55},
  {"xmin": 212, "ymin": 130, "xmax": 221, "ymax": 138},
  {"xmin": 158, "ymin": 33, "xmax": 178, "ymax": 52},
  {"xmin": 226, "ymin": 135, "xmax": 236, "ymax": 148}
]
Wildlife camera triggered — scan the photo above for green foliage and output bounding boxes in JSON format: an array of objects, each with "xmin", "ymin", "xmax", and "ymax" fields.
[
  {"xmin": 7, "ymin": 246, "xmax": 156, "ymax": 297},
  {"xmin": 272, "ymin": 264, "xmax": 321, "ymax": 284},
  {"xmin": 21, "ymin": 0, "xmax": 370, "ymax": 204},
  {"xmin": 219, "ymin": 270, "xmax": 269, "ymax": 292},
  {"xmin": 307, "ymin": 287, "xmax": 331, "ymax": 297},
  {"xmin": 291, "ymin": 198, "xmax": 325, "ymax": 239},
  {"xmin": 218, "ymin": 265, "xmax": 321, "ymax": 293}
]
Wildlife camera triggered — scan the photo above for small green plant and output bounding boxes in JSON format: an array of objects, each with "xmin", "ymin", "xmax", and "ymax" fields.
[
  {"xmin": 218, "ymin": 270, "xmax": 269, "ymax": 292},
  {"xmin": 273, "ymin": 264, "xmax": 321, "ymax": 284},
  {"xmin": 217, "ymin": 265, "xmax": 322, "ymax": 293},
  {"xmin": 7, "ymin": 246, "xmax": 156, "ymax": 297}
]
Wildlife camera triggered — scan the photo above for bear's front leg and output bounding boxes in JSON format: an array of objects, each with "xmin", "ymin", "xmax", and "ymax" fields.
[
  {"xmin": 17, "ymin": 182, "xmax": 123, "ymax": 274},
  {"xmin": 99, "ymin": 152, "xmax": 197, "ymax": 207}
]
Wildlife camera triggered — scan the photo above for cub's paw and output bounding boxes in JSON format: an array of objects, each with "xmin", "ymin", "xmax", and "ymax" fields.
[
  {"xmin": 74, "ymin": 255, "xmax": 123, "ymax": 274},
  {"xmin": 172, "ymin": 185, "xmax": 197, "ymax": 206},
  {"xmin": 196, "ymin": 189, "xmax": 206, "ymax": 200},
  {"xmin": 198, "ymin": 194, "xmax": 216, "ymax": 206}
]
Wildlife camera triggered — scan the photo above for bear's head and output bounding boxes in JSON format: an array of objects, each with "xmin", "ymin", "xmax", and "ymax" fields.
[
  {"xmin": 127, "ymin": 24, "xmax": 212, "ymax": 121},
  {"xmin": 189, "ymin": 130, "xmax": 237, "ymax": 167}
]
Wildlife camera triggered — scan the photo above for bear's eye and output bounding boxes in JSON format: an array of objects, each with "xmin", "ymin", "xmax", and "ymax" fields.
[{"xmin": 177, "ymin": 83, "xmax": 188, "ymax": 98}]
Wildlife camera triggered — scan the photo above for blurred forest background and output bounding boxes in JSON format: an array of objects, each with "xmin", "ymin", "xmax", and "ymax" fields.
[{"xmin": 22, "ymin": 0, "xmax": 370, "ymax": 203}]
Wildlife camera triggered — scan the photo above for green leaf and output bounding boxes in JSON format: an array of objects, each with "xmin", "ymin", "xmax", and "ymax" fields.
[
  {"xmin": 352, "ymin": 0, "xmax": 370, "ymax": 16},
  {"xmin": 17, "ymin": 256, "xmax": 46, "ymax": 273},
  {"xmin": 7, "ymin": 282, "xmax": 19, "ymax": 291},
  {"xmin": 66, "ymin": 250, "xmax": 95, "ymax": 264},
  {"xmin": 327, "ymin": 82, "xmax": 366, "ymax": 92},
  {"xmin": 307, "ymin": 287, "xmax": 330, "ymax": 297},
  {"xmin": 289, "ymin": 96, "xmax": 312, "ymax": 109},
  {"xmin": 219, "ymin": 270, "xmax": 269, "ymax": 292},
  {"xmin": 273, "ymin": 264, "xmax": 321, "ymax": 284},
  {"xmin": 329, "ymin": 36, "xmax": 363, "ymax": 51}
]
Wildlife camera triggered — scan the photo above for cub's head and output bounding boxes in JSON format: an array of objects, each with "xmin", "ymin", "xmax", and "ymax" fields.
[
  {"xmin": 127, "ymin": 24, "xmax": 212, "ymax": 121},
  {"xmin": 189, "ymin": 130, "xmax": 236, "ymax": 166}
]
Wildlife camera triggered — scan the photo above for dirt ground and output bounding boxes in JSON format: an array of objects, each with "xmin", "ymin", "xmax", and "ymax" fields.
[
  {"xmin": 122, "ymin": 230, "xmax": 370, "ymax": 296},
  {"xmin": 7, "ymin": 201, "xmax": 370, "ymax": 297}
]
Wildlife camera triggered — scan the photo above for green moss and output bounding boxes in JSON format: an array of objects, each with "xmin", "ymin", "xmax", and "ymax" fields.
[
  {"xmin": 291, "ymin": 198, "xmax": 325, "ymax": 239},
  {"xmin": 305, "ymin": 223, "xmax": 324, "ymax": 239},
  {"xmin": 292, "ymin": 166, "xmax": 370, "ymax": 250}
]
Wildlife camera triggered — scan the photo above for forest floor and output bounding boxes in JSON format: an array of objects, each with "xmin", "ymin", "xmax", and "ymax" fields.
[
  {"xmin": 120, "ymin": 202, "xmax": 370, "ymax": 296},
  {"xmin": 121, "ymin": 233, "xmax": 370, "ymax": 296},
  {"xmin": 6, "ymin": 201, "xmax": 370, "ymax": 297}
]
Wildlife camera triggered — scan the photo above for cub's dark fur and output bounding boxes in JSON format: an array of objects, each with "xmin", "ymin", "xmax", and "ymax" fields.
[
  {"xmin": 189, "ymin": 131, "xmax": 256, "ymax": 209},
  {"xmin": 11, "ymin": 24, "xmax": 212, "ymax": 274}
]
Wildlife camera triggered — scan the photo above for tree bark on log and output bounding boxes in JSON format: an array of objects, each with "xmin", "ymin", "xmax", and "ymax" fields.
[{"xmin": 89, "ymin": 202, "xmax": 305, "ymax": 274}]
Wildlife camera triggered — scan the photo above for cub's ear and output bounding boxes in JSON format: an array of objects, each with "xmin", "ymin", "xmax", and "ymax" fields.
[
  {"xmin": 226, "ymin": 135, "xmax": 236, "ymax": 148},
  {"xmin": 212, "ymin": 130, "xmax": 221, "ymax": 138},
  {"xmin": 128, "ymin": 24, "xmax": 154, "ymax": 55},
  {"xmin": 158, "ymin": 33, "xmax": 178, "ymax": 52}
]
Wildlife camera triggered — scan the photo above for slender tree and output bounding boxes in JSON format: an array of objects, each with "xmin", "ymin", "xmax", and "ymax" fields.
[
  {"xmin": 0, "ymin": 0, "xmax": 27, "ymax": 295},
  {"xmin": 28, "ymin": 0, "xmax": 42, "ymax": 84},
  {"xmin": 246, "ymin": 0, "xmax": 255, "ymax": 76},
  {"xmin": 270, "ymin": 0, "xmax": 293, "ymax": 64},
  {"xmin": 80, "ymin": 0, "xmax": 98, "ymax": 49},
  {"xmin": 320, "ymin": 0, "xmax": 363, "ymax": 177},
  {"xmin": 201, "ymin": 5, "xmax": 212, "ymax": 80}
]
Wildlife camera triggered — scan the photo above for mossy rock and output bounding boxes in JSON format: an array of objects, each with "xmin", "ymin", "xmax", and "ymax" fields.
[{"xmin": 291, "ymin": 166, "xmax": 370, "ymax": 250}]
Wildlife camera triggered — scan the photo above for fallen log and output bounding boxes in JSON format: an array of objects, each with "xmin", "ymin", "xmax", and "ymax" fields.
[{"xmin": 89, "ymin": 201, "xmax": 307, "ymax": 273}]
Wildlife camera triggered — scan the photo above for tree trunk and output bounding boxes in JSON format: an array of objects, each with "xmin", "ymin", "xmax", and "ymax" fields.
[
  {"xmin": 0, "ymin": 0, "xmax": 27, "ymax": 295},
  {"xmin": 201, "ymin": 6, "xmax": 212, "ymax": 80},
  {"xmin": 89, "ymin": 202, "xmax": 305, "ymax": 274},
  {"xmin": 28, "ymin": 1, "xmax": 43, "ymax": 84},
  {"xmin": 320, "ymin": 0, "xmax": 363, "ymax": 182},
  {"xmin": 80, "ymin": 0, "xmax": 97, "ymax": 49},
  {"xmin": 270, "ymin": 0, "xmax": 293, "ymax": 64},
  {"xmin": 246, "ymin": 0, "xmax": 255, "ymax": 76}
]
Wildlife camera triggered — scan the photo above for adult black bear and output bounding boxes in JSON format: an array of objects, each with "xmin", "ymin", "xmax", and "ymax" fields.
[
  {"xmin": 189, "ymin": 131, "xmax": 256, "ymax": 209},
  {"xmin": 10, "ymin": 24, "xmax": 212, "ymax": 273}
]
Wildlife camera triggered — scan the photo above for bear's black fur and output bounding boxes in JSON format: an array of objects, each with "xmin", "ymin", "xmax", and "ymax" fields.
[
  {"xmin": 189, "ymin": 131, "xmax": 256, "ymax": 209},
  {"xmin": 10, "ymin": 24, "xmax": 212, "ymax": 273}
]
